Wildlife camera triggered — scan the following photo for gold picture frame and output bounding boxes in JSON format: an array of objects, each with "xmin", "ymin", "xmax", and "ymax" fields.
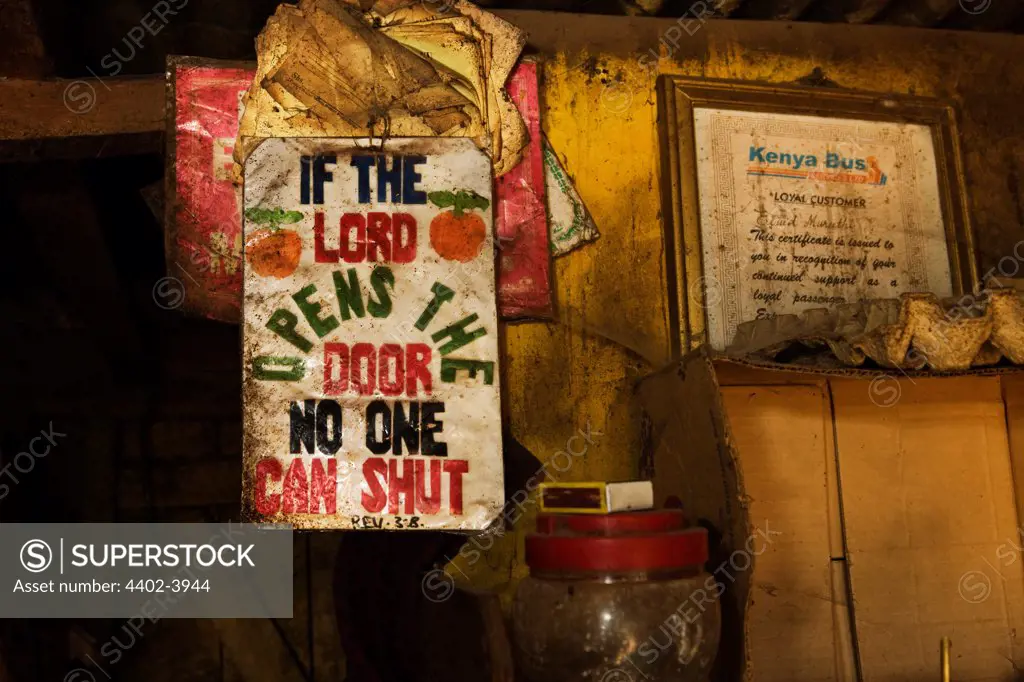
[{"xmin": 657, "ymin": 76, "xmax": 978, "ymax": 356}]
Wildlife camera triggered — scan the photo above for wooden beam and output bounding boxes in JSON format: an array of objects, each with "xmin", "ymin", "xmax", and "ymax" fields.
[
  {"xmin": 0, "ymin": 76, "xmax": 164, "ymax": 160},
  {"xmin": 0, "ymin": 0, "xmax": 162, "ymax": 161},
  {"xmin": 0, "ymin": 76, "xmax": 164, "ymax": 139}
]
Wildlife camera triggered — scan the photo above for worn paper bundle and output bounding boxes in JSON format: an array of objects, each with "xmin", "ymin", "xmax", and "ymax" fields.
[
  {"xmin": 233, "ymin": 0, "xmax": 528, "ymax": 177},
  {"xmin": 726, "ymin": 290, "xmax": 1024, "ymax": 371}
]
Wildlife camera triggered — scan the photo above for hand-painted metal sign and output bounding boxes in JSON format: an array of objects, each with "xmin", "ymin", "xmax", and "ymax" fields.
[
  {"xmin": 242, "ymin": 137, "xmax": 504, "ymax": 531},
  {"xmin": 166, "ymin": 58, "xmax": 254, "ymax": 322}
]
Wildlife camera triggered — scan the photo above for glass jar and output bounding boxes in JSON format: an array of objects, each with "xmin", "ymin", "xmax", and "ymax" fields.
[{"xmin": 513, "ymin": 511, "xmax": 720, "ymax": 682}]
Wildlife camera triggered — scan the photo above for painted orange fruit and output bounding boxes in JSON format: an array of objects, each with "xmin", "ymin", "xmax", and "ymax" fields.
[
  {"xmin": 244, "ymin": 207, "xmax": 305, "ymax": 278},
  {"xmin": 246, "ymin": 229, "xmax": 302, "ymax": 278},
  {"xmin": 430, "ymin": 212, "xmax": 487, "ymax": 263},
  {"xmin": 427, "ymin": 189, "xmax": 490, "ymax": 263}
]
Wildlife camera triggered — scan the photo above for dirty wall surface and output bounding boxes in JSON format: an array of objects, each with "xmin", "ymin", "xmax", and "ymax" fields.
[{"xmin": 449, "ymin": 10, "xmax": 1024, "ymax": 602}]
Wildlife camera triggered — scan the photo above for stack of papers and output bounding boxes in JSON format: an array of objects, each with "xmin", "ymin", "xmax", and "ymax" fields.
[{"xmin": 233, "ymin": 0, "xmax": 528, "ymax": 176}]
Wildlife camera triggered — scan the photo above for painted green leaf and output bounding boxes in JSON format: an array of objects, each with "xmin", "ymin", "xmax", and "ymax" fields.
[
  {"xmin": 455, "ymin": 190, "xmax": 490, "ymax": 213},
  {"xmin": 429, "ymin": 189, "xmax": 490, "ymax": 216},
  {"xmin": 244, "ymin": 206, "xmax": 303, "ymax": 228},
  {"xmin": 428, "ymin": 191, "xmax": 457, "ymax": 209},
  {"xmin": 244, "ymin": 207, "xmax": 274, "ymax": 223}
]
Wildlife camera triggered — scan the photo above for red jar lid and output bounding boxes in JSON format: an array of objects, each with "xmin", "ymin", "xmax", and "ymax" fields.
[
  {"xmin": 535, "ymin": 510, "xmax": 686, "ymax": 536},
  {"xmin": 526, "ymin": 510, "xmax": 707, "ymax": 573},
  {"xmin": 526, "ymin": 528, "xmax": 708, "ymax": 573}
]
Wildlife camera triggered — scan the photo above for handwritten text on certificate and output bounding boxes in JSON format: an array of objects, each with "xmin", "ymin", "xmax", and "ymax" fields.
[{"xmin": 693, "ymin": 108, "xmax": 952, "ymax": 350}]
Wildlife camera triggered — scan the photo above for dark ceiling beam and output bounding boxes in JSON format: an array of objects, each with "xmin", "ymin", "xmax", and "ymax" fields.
[
  {"xmin": 0, "ymin": 0, "xmax": 162, "ymax": 161},
  {"xmin": 0, "ymin": 0, "xmax": 161, "ymax": 161},
  {"xmin": 875, "ymin": 0, "xmax": 958, "ymax": 26},
  {"xmin": 0, "ymin": 77, "xmax": 164, "ymax": 162}
]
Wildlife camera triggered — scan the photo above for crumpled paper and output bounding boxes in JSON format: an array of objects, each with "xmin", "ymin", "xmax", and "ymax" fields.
[
  {"xmin": 233, "ymin": 0, "xmax": 527, "ymax": 177},
  {"xmin": 726, "ymin": 290, "xmax": 1024, "ymax": 371}
]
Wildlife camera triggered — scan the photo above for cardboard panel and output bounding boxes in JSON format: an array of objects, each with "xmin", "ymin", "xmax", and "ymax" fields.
[
  {"xmin": 1000, "ymin": 374, "xmax": 1024, "ymax": 538},
  {"xmin": 721, "ymin": 385, "xmax": 851, "ymax": 681},
  {"xmin": 832, "ymin": 377, "xmax": 1024, "ymax": 681}
]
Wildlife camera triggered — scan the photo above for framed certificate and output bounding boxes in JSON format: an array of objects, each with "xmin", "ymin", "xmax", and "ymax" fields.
[{"xmin": 657, "ymin": 77, "xmax": 977, "ymax": 353}]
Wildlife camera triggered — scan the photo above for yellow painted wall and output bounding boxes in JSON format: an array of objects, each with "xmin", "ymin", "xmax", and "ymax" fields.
[
  {"xmin": 447, "ymin": 53, "xmax": 670, "ymax": 604},
  {"xmin": 447, "ymin": 12, "xmax": 1024, "ymax": 608}
]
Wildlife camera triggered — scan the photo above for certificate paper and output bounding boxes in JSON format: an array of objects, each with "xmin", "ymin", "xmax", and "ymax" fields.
[{"xmin": 693, "ymin": 108, "xmax": 952, "ymax": 350}]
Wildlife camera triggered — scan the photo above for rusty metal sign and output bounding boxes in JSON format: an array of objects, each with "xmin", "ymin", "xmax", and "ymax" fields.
[
  {"xmin": 165, "ymin": 58, "xmax": 254, "ymax": 322},
  {"xmin": 242, "ymin": 137, "xmax": 503, "ymax": 531}
]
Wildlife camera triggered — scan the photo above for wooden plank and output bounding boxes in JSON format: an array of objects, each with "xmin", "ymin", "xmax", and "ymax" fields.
[
  {"xmin": 0, "ymin": 76, "xmax": 164, "ymax": 139},
  {"xmin": 0, "ymin": 76, "xmax": 164, "ymax": 160}
]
